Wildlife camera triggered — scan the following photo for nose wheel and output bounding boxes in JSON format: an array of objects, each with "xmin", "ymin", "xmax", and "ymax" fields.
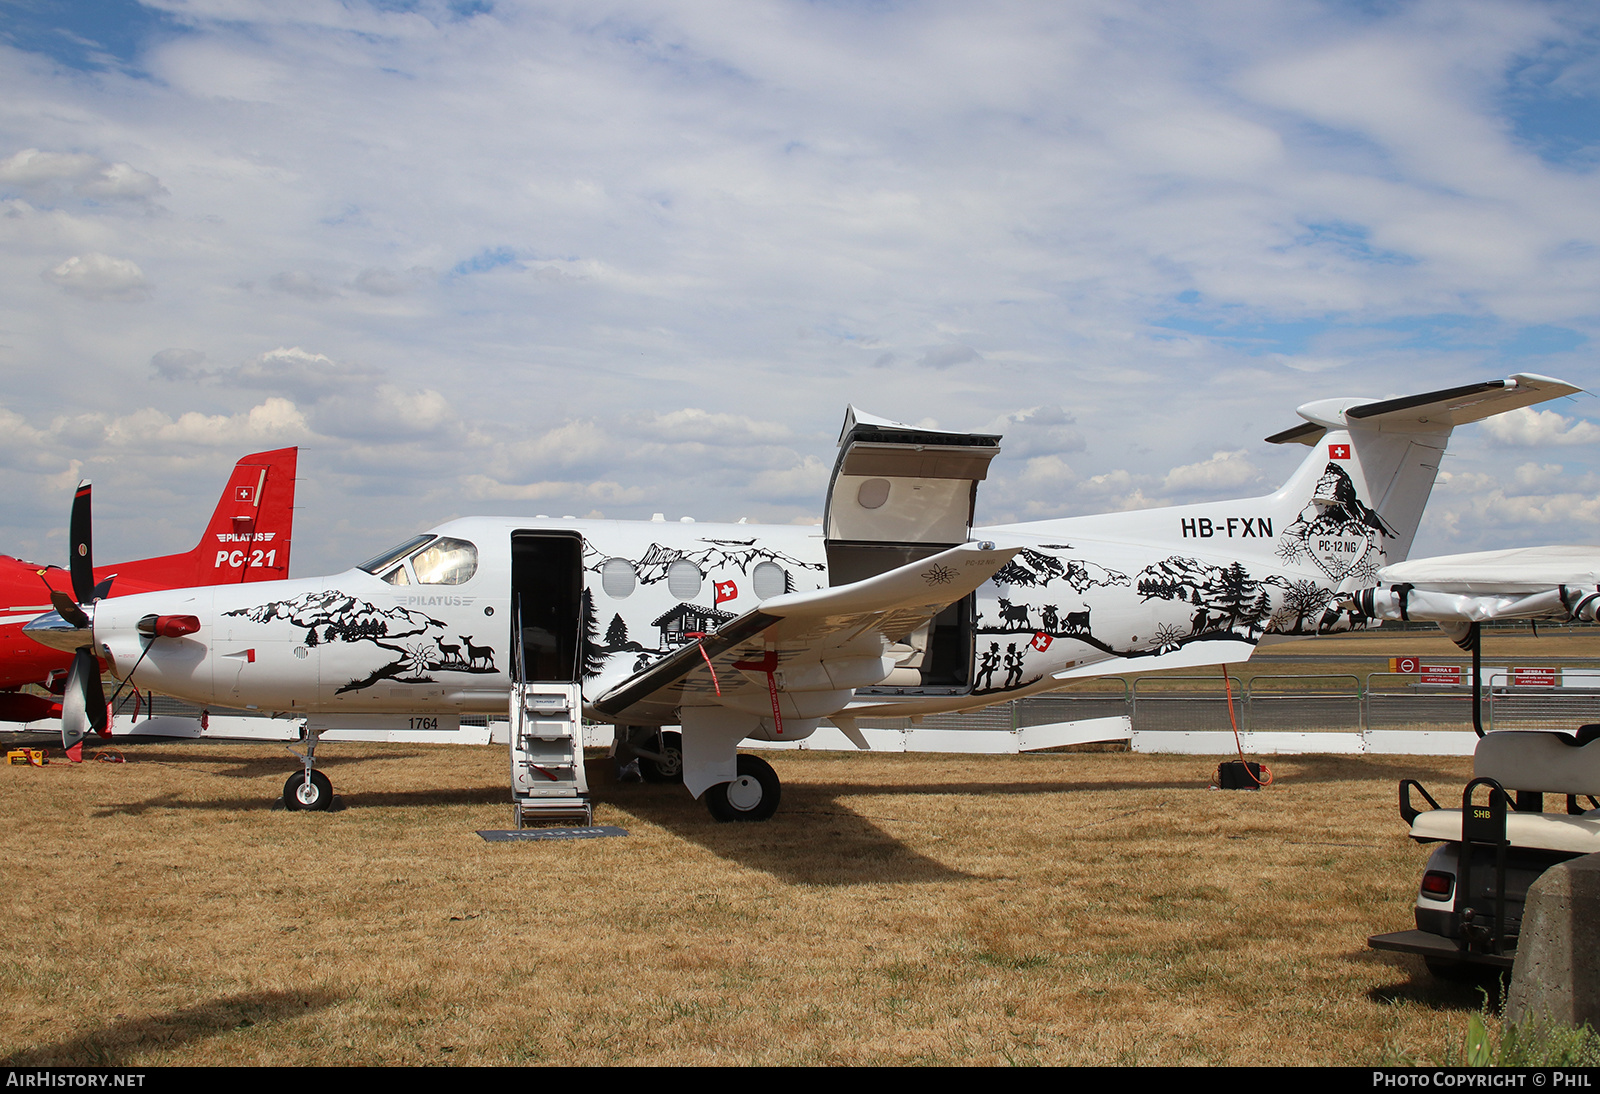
[
  {"xmin": 282, "ymin": 728, "xmax": 334, "ymax": 811},
  {"xmin": 705, "ymin": 754, "xmax": 781, "ymax": 821},
  {"xmin": 283, "ymin": 769, "xmax": 333, "ymax": 811}
]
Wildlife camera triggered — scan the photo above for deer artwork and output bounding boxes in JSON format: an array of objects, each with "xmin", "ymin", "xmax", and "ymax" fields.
[
  {"xmin": 458, "ymin": 635, "xmax": 494, "ymax": 669},
  {"xmin": 436, "ymin": 638, "xmax": 463, "ymax": 666}
]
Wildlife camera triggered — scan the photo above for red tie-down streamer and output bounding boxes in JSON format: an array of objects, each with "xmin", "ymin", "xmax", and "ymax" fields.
[{"xmin": 733, "ymin": 649, "xmax": 783, "ymax": 737}]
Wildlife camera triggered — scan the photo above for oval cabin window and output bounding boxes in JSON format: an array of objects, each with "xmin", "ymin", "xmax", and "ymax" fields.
[
  {"xmin": 667, "ymin": 559, "xmax": 703, "ymax": 600},
  {"xmin": 601, "ymin": 558, "xmax": 637, "ymax": 599}
]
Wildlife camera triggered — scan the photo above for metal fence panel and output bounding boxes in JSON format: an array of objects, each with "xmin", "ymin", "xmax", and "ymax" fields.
[
  {"xmin": 1364, "ymin": 673, "xmax": 1477, "ymax": 735},
  {"xmin": 1016, "ymin": 695, "xmax": 1129, "ymax": 726},
  {"xmin": 1488, "ymin": 684, "xmax": 1600, "ymax": 732},
  {"xmin": 1131, "ymin": 677, "xmax": 1239, "ymax": 734},
  {"xmin": 1245, "ymin": 675, "xmax": 1360, "ymax": 733}
]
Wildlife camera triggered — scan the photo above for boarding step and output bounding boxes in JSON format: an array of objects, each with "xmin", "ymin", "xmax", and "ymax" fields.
[
  {"xmin": 513, "ymin": 797, "xmax": 594, "ymax": 828},
  {"xmin": 509, "ymin": 682, "xmax": 590, "ymax": 827}
]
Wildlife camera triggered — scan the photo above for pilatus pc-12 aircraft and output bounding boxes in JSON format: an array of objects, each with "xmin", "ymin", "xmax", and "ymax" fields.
[
  {"xmin": 0, "ymin": 448, "xmax": 295, "ymax": 736},
  {"xmin": 25, "ymin": 377, "xmax": 1583, "ymax": 819}
]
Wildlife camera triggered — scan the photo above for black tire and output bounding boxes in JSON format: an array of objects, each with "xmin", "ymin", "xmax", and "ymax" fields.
[
  {"xmin": 284, "ymin": 769, "xmax": 333, "ymax": 812},
  {"xmin": 704, "ymin": 754, "xmax": 781, "ymax": 822},
  {"xmin": 639, "ymin": 731, "xmax": 683, "ymax": 783}
]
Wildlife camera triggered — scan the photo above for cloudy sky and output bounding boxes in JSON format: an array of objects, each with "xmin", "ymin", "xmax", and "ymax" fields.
[{"xmin": 0, "ymin": 0, "xmax": 1596, "ymax": 576}]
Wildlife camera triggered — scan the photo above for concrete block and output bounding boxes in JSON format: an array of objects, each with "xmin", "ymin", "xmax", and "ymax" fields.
[{"xmin": 1507, "ymin": 851, "xmax": 1600, "ymax": 1028}]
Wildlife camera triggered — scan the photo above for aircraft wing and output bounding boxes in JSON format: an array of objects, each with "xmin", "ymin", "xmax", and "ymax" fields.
[
  {"xmin": 592, "ymin": 541, "xmax": 1018, "ymax": 725},
  {"xmin": 1351, "ymin": 546, "xmax": 1600, "ymax": 633}
]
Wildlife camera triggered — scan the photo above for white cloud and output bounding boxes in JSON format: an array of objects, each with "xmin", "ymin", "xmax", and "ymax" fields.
[
  {"xmin": 0, "ymin": 149, "xmax": 103, "ymax": 189},
  {"xmin": 1484, "ymin": 407, "xmax": 1600, "ymax": 447},
  {"xmin": 42, "ymin": 253, "xmax": 149, "ymax": 301},
  {"xmin": 748, "ymin": 455, "xmax": 829, "ymax": 500},
  {"xmin": 633, "ymin": 409, "xmax": 795, "ymax": 445},
  {"xmin": 351, "ymin": 267, "xmax": 429, "ymax": 296},
  {"xmin": 497, "ymin": 420, "xmax": 612, "ymax": 473},
  {"xmin": 1017, "ymin": 454, "xmax": 1077, "ymax": 491},
  {"xmin": 0, "ymin": 149, "xmax": 164, "ymax": 204},
  {"xmin": 102, "ymin": 398, "xmax": 312, "ymax": 448},
  {"xmin": 1514, "ymin": 462, "xmax": 1566, "ymax": 489},
  {"xmin": 230, "ymin": 347, "xmax": 373, "ymax": 401},
  {"xmin": 1162, "ymin": 449, "xmax": 1262, "ymax": 492},
  {"xmin": 268, "ymin": 270, "xmax": 339, "ymax": 299},
  {"xmin": 459, "ymin": 476, "xmax": 646, "ymax": 505},
  {"xmin": 918, "ymin": 344, "xmax": 982, "ymax": 370},
  {"xmin": 150, "ymin": 348, "xmax": 209, "ymax": 381}
]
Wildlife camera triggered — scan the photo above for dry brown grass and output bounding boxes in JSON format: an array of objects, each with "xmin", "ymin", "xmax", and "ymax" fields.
[{"xmin": 0, "ymin": 742, "xmax": 1492, "ymax": 1066}]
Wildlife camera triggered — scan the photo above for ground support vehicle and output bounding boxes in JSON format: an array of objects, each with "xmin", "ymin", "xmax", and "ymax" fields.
[{"xmin": 1369, "ymin": 728, "xmax": 1600, "ymax": 978}]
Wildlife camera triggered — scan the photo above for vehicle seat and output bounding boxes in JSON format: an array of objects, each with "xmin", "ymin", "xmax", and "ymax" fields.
[{"xmin": 1408, "ymin": 730, "xmax": 1600, "ymax": 854}]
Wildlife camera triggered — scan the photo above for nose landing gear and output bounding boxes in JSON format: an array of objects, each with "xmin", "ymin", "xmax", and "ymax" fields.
[
  {"xmin": 284, "ymin": 768, "xmax": 333, "ymax": 811},
  {"xmin": 282, "ymin": 728, "xmax": 334, "ymax": 811}
]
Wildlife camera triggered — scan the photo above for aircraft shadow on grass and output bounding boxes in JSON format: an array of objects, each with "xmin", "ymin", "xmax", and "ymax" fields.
[{"xmin": 1, "ymin": 988, "xmax": 340, "ymax": 1067}]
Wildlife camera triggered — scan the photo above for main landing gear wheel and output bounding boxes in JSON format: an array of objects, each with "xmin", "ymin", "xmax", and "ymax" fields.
[
  {"xmin": 705, "ymin": 754, "xmax": 781, "ymax": 822},
  {"xmin": 284, "ymin": 769, "xmax": 333, "ymax": 812},
  {"xmin": 640, "ymin": 731, "xmax": 683, "ymax": 783}
]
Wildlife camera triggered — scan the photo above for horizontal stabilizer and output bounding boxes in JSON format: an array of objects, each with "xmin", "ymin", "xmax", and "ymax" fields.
[
  {"xmin": 593, "ymin": 541, "xmax": 1017, "ymax": 722},
  {"xmin": 1267, "ymin": 373, "xmax": 1581, "ymax": 445}
]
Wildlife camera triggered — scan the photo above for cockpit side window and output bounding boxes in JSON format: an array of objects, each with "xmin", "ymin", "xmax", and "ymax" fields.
[
  {"xmin": 381, "ymin": 564, "xmax": 411, "ymax": 585},
  {"xmin": 358, "ymin": 535, "xmax": 436, "ymax": 575},
  {"xmin": 409, "ymin": 537, "xmax": 478, "ymax": 585}
]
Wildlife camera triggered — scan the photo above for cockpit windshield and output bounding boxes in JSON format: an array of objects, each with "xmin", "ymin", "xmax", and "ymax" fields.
[
  {"xmin": 410, "ymin": 538, "xmax": 478, "ymax": 585},
  {"xmin": 357, "ymin": 535, "xmax": 435, "ymax": 575}
]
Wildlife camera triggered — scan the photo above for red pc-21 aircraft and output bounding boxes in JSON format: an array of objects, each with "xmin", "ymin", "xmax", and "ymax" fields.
[
  {"xmin": 24, "ymin": 376, "xmax": 1584, "ymax": 819},
  {"xmin": 3, "ymin": 448, "xmax": 296, "ymax": 736}
]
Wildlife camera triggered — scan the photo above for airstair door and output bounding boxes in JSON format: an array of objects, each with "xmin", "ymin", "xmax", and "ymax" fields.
[{"xmin": 507, "ymin": 531, "xmax": 592, "ymax": 826}]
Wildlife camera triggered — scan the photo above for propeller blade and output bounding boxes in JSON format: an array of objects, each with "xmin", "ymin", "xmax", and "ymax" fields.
[
  {"xmin": 49, "ymin": 589, "xmax": 89, "ymax": 630},
  {"xmin": 60, "ymin": 647, "xmax": 105, "ymax": 750},
  {"xmin": 69, "ymin": 480, "xmax": 94, "ymax": 606},
  {"xmin": 83, "ymin": 651, "xmax": 107, "ymax": 735}
]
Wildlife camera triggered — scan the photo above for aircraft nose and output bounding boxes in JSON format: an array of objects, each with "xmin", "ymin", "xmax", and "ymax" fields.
[{"xmin": 23, "ymin": 604, "xmax": 94, "ymax": 654}]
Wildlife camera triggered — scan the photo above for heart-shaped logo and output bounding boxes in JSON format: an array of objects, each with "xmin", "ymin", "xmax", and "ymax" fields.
[{"xmin": 1306, "ymin": 522, "xmax": 1372, "ymax": 580}]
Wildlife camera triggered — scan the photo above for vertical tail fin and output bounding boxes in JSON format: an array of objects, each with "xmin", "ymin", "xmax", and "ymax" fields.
[
  {"xmin": 1266, "ymin": 374, "xmax": 1580, "ymax": 575},
  {"xmin": 103, "ymin": 448, "xmax": 297, "ymax": 591},
  {"xmin": 193, "ymin": 447, "xmax": 297, "ymax": 583}
]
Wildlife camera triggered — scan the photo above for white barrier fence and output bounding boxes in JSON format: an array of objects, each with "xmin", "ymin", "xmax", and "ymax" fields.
[{"xmin": 14, "ymin": 666, "xmax": 1600, "ymax": 756}]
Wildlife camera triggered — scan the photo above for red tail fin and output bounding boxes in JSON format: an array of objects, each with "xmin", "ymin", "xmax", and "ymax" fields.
[{"xmin": 103, "ymin": 448, "xmax": 297, "ymax": 592}]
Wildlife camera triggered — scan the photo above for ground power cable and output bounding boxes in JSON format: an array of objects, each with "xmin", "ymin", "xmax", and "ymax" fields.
[{"xmin": 1221, "ymin": 663, "xmax": 1272, "ymax": 788}]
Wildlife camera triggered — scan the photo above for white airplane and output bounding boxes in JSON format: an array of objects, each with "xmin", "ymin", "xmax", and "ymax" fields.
[
  {"xmin": 25, "ymin": 374, "xmax": 1580, "ymax": 820},
  {"xmin": 1351, "ymin": 544, "xmax": 1600, "ymax": 738},
  {"xmin": 1355, "ymin": 547, "xmax": 1600, "ymax": 639}
]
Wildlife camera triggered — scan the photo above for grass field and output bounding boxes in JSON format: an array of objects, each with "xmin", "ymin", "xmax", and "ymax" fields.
[{"xmin": 0, "ymin": 742, "xmax": 1501, "ymax": 1066}]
